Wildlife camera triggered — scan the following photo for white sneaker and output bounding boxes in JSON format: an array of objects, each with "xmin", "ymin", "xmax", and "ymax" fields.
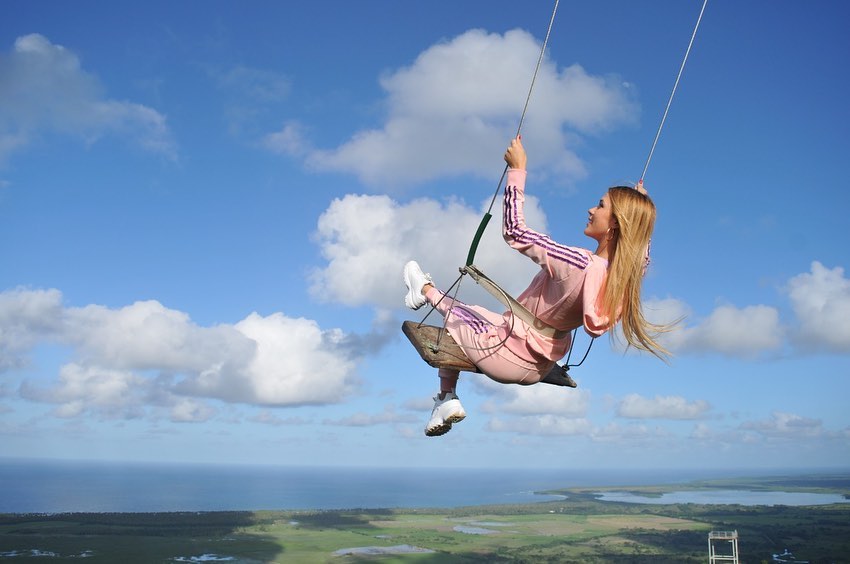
[
  {"xmin": 403, "ymin": 261, "xmax": 433, "ymax": 310},
  {"xmin": 424, "ymin": 392, "xmax": 466, "ymax": 437}
]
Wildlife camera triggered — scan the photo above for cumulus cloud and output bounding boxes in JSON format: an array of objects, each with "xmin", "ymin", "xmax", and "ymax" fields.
[
  {"xmin": 478, "ymin": 379, "xmax": 589, "ymax": 417},
  {"xmin": 690, "ymin": 422, "xmax": 715, "ymax": 440},
  {"xmin": 646, "ymin": 297, "xmax": 783, "ymax": 358},
  {"xmin": 21, "ymin": 363, "xmax": 149, "ymax": 419},
  {"xmin": 323, "ymin": 406, "xmax": 418, "ymax": 427},
  {"xmin": 617, "ymin": 393, "xmax": 710, "ymax": 420},
  {"xmin": 475, "ymin": 376, "xmax": 590, "ymax": 435},
  {"xmin": 590, "ymin": 422, "xmax": 671, "ymax": 442},
  {"xmin": 0, "ymin": 33, "xmax": 176, "ymax": 163},
  {"xmin": 264, "ymin": 121, "xmax": 309, "ymax": 157},
  {"xmin": 740, "ymin": 411, "xmax": 825, "ymax": 439},
  {"xmin": 2, "ymin": 288, "xmax": 369, "ymax": 420},
  {"xmin": 687, "ymin": 304, "xmax": 783, "ymax": 355},
  {"xmin": 642, "ymin": 297, "xmax": 690, "ymax": 328},
  {"xmin": 646, "ymin": 262, "xmax": 850, "ymax": 357},
  {"xmin": 266, "ymin": 28, "xmax": 636, "ymax": 188},
  {"xmin": 249, "ymin": 411, "xmax": 309, "ymax": 426},
  {"xmin": 0, "ymin": 287, "xmax": 64, "ymax": 371},
  {"xmin": 488, "ymin": 415, "xmax": 593, "ymax": 436},
  {"xmin": 787, "ymin": 261, "xmax": 850, "ymax": 352}
]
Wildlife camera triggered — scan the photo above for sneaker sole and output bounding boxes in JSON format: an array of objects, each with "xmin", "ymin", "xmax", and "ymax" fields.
[
  {"xmin": 424, "ymin": 412, "xmax": 466, "ymax": 437},
  {"xmin": 425, "ymin": 422, "xmax": 451, "ymax": 437},
  {"xmin": 446, "ymin": 412, "xmax": 466, "ymax": 424},
  {"xmin": 403, "ymin": 265, "xmax": 427, "ymax": 310}
]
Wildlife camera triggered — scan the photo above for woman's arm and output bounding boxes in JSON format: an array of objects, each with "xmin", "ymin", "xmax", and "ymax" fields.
[
  {"xmin": 504, "ymin": 136, "xmax": 527, "ymax": 170},
  {"xmin": 501, "ymin": 137, "xmax": 592, "ymax": 273}
]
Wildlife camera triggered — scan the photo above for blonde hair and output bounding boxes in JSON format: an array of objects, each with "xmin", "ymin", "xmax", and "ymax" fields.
[{"xmin": 599, "ymin": 187, "xmax": 670, "ymax": 360}]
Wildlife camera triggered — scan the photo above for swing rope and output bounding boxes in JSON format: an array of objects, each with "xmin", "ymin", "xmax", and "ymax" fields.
[
  {"xmin": 640, "ymin": 0, "xmax": 708, "ymax": 183},
  {"xmin": 467, "ymin": 0, "xmax": 561, "ymax": 268}
]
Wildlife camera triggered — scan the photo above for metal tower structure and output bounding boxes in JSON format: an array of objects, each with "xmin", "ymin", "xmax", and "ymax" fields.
[{"xmin": 708, "ymin": 530, "xmax": 740, "ymax": 563}]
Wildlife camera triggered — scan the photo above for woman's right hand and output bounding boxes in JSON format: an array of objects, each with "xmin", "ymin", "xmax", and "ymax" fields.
[{"xmin": 504, "ymin": 136, "xmax": 527, "ymax": 170}]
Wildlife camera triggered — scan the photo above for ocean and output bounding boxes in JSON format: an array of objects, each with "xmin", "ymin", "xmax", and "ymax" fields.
[{"xmin": 0, "ymin": 459, "xmax": 844, "ymax": 513}]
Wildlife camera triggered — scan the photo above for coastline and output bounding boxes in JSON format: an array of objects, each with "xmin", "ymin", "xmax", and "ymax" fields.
[{"xmin": 1, "ymin": 458, "xmax": 849, "ymax": 514}]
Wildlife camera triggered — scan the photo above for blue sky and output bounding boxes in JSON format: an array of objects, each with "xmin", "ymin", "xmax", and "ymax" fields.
[{"xmin": 1, "ymin": 0, "xmax": 848, "ymax": 471}]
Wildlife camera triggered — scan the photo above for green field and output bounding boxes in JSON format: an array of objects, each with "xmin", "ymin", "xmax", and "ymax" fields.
[{"xmin": 2, "ymin": 475, "xmax": 849, "ymax": 563}]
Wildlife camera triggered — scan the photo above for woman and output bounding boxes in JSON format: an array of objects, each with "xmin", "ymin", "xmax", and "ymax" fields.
[{"xmin": 404, "ymin": 136, "xmax": 667, "ymax": 436}]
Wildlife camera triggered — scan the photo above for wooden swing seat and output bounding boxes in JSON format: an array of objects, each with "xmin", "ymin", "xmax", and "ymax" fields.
[{"xmin": 402, "ymin": 320, "xmax": 482, "ymax": 373}]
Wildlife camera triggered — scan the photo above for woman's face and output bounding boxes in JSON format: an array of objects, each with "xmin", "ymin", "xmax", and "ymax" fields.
[{"xmin": 584, "ymin": 192, "xmax": 616, "ymax": 242}]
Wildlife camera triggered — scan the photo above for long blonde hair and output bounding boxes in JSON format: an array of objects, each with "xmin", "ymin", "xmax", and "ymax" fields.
[{"xmin": 599, "ymin": 187, "xmax": 670, "ymax": 360}]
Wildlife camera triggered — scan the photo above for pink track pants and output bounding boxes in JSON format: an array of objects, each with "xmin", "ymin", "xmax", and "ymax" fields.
[{"xmin": 425, "ymin": 287, "xmax": 553, "ymax": 393}]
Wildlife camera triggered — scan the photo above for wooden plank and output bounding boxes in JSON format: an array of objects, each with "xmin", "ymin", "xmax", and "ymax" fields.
[
  {"xmin": 402, "ymin": 321, "xmax": 481, "ymax": 373},
  {"xmin": 540, "ymin": 363, "xmax": 578, "ymax": 388}
]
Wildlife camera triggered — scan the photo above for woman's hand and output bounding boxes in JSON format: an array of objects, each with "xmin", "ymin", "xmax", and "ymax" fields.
[
  {"xmin": 504, "ymin": 136, "xmax": 527, "ymax": 170},
  {"xmin": 635, "ymin": 180, "xmax": 648, "ymax": 195}
]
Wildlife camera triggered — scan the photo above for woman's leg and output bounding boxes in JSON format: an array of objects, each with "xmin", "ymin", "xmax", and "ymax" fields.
[
  {"xmin": 439, "ymin": 367, "xmax": 459, "ymax": 396},
  {"xmin": 424, "ymin": 366, "xmax": 466, "ymax": 437},
  {"xmin": 424, "ymin": 286, "xmax": 548, "ymax": 385},
  {"xmin": 404, "ymin": 261, "xmax": 546, "ymax": 435}
]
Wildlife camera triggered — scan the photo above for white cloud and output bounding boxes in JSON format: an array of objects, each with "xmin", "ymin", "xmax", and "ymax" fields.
[
  {"xmin": 225, "ymin": 312, "xmax": 360, "ymax": 406},
  {"xmin": 690, "ymin": 422, "xmax": 714, "ymax": 440},
  {"xmin": 63, "ymin": 300, "xmax": 253, "ymax": 374},
  {"xmin": 688, "ymin": 304, "xmax": 783, "ymax": 355},
  {"xmin": 309, "ymin": 192, "xmax": 545, "ymax": 309},
  {"xmin": 0, "ymin": 33, "xmax": 176, "ymax": 162},
  {"xmin": 249, "ymin": 411, "xmax": 309, "ymax": 426},
  {"xmin": 478, "ymin": 380, "xmax": 589, "ymax": 417},
  {"xmin": 646, "ymin": 263, "xmax": 850, "ymax": 358},
  {"xmin": 0, "ymin": 287, "xmax": 64, "ymax": 371},
  {"xmin": 740, "ymin": 411, "xmax": 825, "ymax": 439},
  {"xmin": 787, "ymin": 261, "xmax": 850, "ymax": 352},
  {"xmin": 590, "ymin": 422, "xmax": 671, "ymax": 442},
  {"xmin": 650, "ymin": 298, "xmax": 783, "ymax": 358},
  {"xmin": 617, "ymin": 393, "xmax": 710, "ymax": 420},
  {"xmin": 21, "ymin": 363, "xmax": 149, "ymax": 420},
  {"xmin": 642, "ymin": 297, "xmax": 690, "ymax": 328},
  {"xmin": 2, "ymin": 288, "xmax": 368, "ymax": 419},
  {"xmin": 268, "ymin": 28, "xmax": 636, "ymax": 188},
  {"xmin": 323, "ymin": 406, "xmax": 417, "ymax": 427},
  {"xmin": 649, "ymin": 262, "xmax": 850, "ymax": 357},
  {"xmin": 477, "ymin": 375, "xmax": 591, "ymax": 435},
  {"xmin": 488, "ymin": 415, "xmax": 593, "ymax": 436},
  {"xmin": 169, "ymin": 398, "xmax": 218, "ymax": 423},
  {"xmin": 264, "ymin": 121, "xmax": 309, "ymax": 157},
  {"xmin": 20, "ymin": 362, "xmax": 218, "ymax": 423}
]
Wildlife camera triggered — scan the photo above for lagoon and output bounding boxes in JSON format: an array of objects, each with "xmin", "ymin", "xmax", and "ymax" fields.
[{"xmin": 595, "ymin": 489, "xmax": 847, "ymax": 506}]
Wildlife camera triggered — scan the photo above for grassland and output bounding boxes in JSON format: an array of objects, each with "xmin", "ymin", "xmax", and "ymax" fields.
[{"xmin": 1, "ymin": 474, "xmax": 849, "ymax": 563}]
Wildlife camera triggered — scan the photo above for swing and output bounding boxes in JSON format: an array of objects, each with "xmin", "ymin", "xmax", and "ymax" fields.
[
  {"xmin": 402, "ymin": 320, "xmax": 580, "ymax": 387},
  {"xmin": 403, "ymin": 0, "xmax": 708, "ymax": 383}
]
